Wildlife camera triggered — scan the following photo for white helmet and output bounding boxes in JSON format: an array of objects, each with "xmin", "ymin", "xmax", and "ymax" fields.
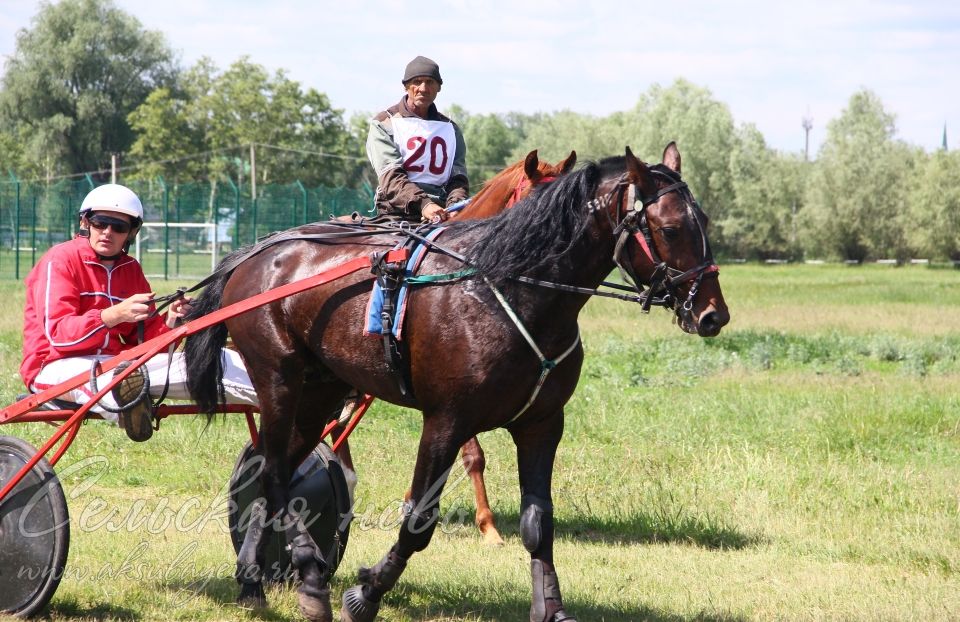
[{"xmin": 79, "ymin": 184, "xmax": 144, "ymax": 220}]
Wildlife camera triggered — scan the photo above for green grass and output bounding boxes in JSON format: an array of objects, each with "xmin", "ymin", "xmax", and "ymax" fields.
[{"xmin": 1, "ymin": 264, "xmax": 959, "ymax": 620}]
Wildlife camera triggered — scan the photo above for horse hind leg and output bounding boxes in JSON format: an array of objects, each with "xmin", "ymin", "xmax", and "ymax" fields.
[
  {"xmin": 235, "ymin": 495, "xmax": 268, "ymax": 609},
  {"xmin": 461, "ymin": 436, "xmax": 504, "ymax": 545},
  {"xmin": 286, "ymin": 379, "xmax": 356, "ymax": 622}
]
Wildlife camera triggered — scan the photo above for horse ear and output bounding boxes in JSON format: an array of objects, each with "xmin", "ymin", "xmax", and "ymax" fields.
[
  {"xmin": 663, "ymin": 142, "xmax": 681, "ymax": 174},
  {"xmin": 625, "ymin": 146, "xmax": 655, "ymax": 193},
  {"xmin": 559, "ymin": 150, "xmax": 577, "ymax": 174},
  {"xmin": 524, "ymin": 150, "xmax": 541, "ymax": 181}
]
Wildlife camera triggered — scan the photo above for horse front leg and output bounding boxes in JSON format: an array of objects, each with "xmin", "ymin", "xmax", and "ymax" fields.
[
  {"xmin": 341, "ymin": 416, "xmax": 462, "ymax": 622},
  {"xmin": 460, "ymin": 436, "xmax": 504, "ymax": 545},
  {"xmin": 512, "ymin": 410, "xmax": 577, "ymax": 622}
]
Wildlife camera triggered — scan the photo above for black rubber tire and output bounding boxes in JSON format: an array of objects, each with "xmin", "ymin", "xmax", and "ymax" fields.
[
  {"xmin": 0, "ymin": 435, "xmax": 70, "ymax": 618},
  {"xmin": 228, "ymin": 440, "xmax": 351, "ymax": 582}
]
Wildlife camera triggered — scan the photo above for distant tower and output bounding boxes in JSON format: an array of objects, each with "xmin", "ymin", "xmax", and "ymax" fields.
[
  {"xmin": 943, "ymin": 123, "xmax": 948, "ymax": 151},
  {"xmin": 802, "ymin": 116, "xmax": 813, "ymax": 161}
]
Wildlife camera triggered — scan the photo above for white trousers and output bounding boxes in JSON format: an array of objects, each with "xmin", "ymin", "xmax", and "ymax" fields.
[{"xmin": 31, "ymin": 349, "xmax": 258, "ymax": 423}]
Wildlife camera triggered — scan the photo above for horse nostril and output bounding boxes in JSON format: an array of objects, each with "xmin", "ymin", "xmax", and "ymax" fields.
[{"xmin": 698, "ymin": 311, "xmax": 720, "ymax": 336}]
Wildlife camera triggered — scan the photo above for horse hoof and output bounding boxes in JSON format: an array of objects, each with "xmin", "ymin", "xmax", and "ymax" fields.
[
  {"xmin": 236, "ymin": 591, "xmax": 267, "ymax": 611},
  {"xmin": 341, "ymin": 585, "xmax": 380, "ymax": 622},
  {"xmin": 298, "ymin": 587, "xmax": 332, "ymax": 622},
  {"xmin": 481, "ymin": 528, "xmax": 505, "ymax": 546},
  {"xmin": 552, "ymin": 610, "xmax": 577, "ymax": 622}
]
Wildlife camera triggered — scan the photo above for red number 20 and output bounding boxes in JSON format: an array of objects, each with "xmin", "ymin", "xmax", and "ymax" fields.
[{"xmin": 403, "ymin": 136, "xmax": 448, "ymax": 175}]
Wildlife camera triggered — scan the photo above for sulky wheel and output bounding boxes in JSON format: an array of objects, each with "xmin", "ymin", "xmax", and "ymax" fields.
[
  {"xmin": 0, "ymin": 435, "xmax": 70, "ymax": 618},
  {"xmin": 228, "ymin": 440, "xmax": 351, "ymax": 582}
]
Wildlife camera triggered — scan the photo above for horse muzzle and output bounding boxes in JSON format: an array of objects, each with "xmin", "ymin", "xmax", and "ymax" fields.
[{"xmin": 674, "ymin": 300, "xmax": 728, "ymax": 337}]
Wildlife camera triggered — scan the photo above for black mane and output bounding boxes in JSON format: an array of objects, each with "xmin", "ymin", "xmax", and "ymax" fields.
[{"xmin": 451, "ymin": 157, "xmax": 625, "ymax": 282}]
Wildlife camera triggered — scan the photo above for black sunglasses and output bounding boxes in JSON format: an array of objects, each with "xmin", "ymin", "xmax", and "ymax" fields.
[{"xmin": 87, "ymin": 215, "xmax": 132, "ymax": 234}]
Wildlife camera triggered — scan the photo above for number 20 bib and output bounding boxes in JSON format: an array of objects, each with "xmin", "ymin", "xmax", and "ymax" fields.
[{"xmin": 392, "ymin": 117, "xmax": 457, "ymax": 186}]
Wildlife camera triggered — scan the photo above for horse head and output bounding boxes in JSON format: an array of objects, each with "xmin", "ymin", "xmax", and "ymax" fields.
[
  {"xmin": 456, "ymin": 149, "xmax": 577, "ymax": 219},
  {"xmin": 620, "ymin": 143, "xmax": 729, "ymax": 337}
]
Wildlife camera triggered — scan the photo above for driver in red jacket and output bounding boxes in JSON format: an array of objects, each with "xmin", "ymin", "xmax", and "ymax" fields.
[{"xmin": 21, "ymin": 184, "xmax": 256, "ymax": 441}]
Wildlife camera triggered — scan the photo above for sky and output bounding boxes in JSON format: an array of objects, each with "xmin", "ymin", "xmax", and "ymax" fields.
[{"xmin": 1, "ymin": 0, "xmax": 958, "ymax": 157}]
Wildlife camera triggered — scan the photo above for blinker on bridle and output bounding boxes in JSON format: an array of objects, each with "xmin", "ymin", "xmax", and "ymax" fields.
[{"xmin": 592, "ymin": 167, "xmax": 719, "ymax": 315}]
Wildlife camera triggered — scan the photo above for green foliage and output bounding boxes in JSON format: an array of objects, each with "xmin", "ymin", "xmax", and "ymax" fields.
[
  {"xmin": 722, "ymin": 124, "xmax": 807, "ymax": 259},
  {"xmin": 907, "ymin": 150, "xmax": 960, "ymax": 259},
  {"xmin": 447, "ymin": 106, "xmax": 519, "ymax": 187},
  {"xmin": 799, "ymin": 90, "xmax": 916, "ymax": 261},
  {"xmin": 509, "ymin": 80, "xmax": 738, "ymax": 252},
  {"xmin": 127, "ymin": 56, "xmax": 360, "ymax": 188},
  {"xmin": 625, "ymin": 80, "xmax": 737, "ymax": 247},
  {"xmin": 510, "ymin": 109, "xmax": 616, "ymax": 163},
  {"xmin": 0, "ymin": 0, "xmax": 175, "ymax": 178}
]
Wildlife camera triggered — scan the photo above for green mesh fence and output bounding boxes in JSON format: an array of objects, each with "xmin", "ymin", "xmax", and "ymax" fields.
[{"xmin": 0, "ymin": 177, "xmax": 375, "ymax": 280}]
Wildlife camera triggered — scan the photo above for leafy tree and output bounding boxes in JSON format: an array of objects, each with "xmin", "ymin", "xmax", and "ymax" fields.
[
  {"xmin": 623, "ymin": 80, "xmax": 737, "ymax": 251},
  {"xmin": 0, "ymin": 0, "xmax": 175, "ymax": 178},
  {"xmin": 906, "ymin": 150, "xmax": 960, "ymax": 260},
  {"xmin": 799, "ymin": 89, "xmax": 914, "ymax": 261},
  {"xmin": 128, "ymin": 57, "xmax": 358, "ymax": 188},
  {"xmin": 0, "ymin": 130, "xmax": 27, "ymax": 177},
  {"xmin": 126, "ymin": 87, "xmax": 204, "ymax": 181},
  {"xmin": 510, "ymin": 110, "xmax": 612, "ymax": 164},
  {"xmin": 723, "ymin": 124, "xmax": 807, "ymax": 259},
  {"xmin": 447, "ymin": 106, "xmax": 519, "ymax": 186}
]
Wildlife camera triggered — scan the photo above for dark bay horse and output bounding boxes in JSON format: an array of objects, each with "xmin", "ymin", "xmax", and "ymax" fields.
[
  {"xmin": 184, "ymin": 143, "xmax": 728, "ymax": 622},
  {"xmin": 336, "ymin": 148, "xmax": 578, "ymax": 546}
]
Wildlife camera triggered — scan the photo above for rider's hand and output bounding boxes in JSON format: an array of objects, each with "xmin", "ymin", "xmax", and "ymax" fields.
[
  {"xmin": 166, "ymin": 296, "xmax": 194, "ymax": 328},
  {"xmin": 421, "ymin": 201, "xmax": 448, "ymax": 224},
  {"xmin": 101, "ymin": 292, "xmax": 155, "ymax": 328}
]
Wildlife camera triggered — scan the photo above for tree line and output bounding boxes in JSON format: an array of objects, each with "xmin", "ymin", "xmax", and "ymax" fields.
[{"xmin": 2, "ymin": 0, "xmax": 958, "ymax": 262}]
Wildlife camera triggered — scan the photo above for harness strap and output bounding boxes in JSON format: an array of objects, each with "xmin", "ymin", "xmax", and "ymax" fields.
[{"xmin": 484, "ymin": 278, "xmax": 581, "ymax": 425}]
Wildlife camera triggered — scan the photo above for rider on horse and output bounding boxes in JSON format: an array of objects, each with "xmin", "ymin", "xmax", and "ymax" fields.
[{"xmin": 365, "ymin": 56, "xmax": 468, "ymax": 224}]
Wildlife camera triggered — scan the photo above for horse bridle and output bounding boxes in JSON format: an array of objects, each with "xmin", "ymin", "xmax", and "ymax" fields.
[
  {"xmin": 590, "ymin": 167, "xmax": 719, "ymax": 317},
  {"xmin": 505, "ymin": 174, "xmax": 557, "ymax": 209}
]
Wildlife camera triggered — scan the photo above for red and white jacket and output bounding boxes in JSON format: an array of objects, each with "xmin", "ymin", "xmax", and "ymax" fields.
[{"xmin": 20, "ymin": 236, "xmax": 169, "ymax": 388}]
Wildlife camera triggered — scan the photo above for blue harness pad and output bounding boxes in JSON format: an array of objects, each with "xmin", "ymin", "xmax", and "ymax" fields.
[{"xmin": 365, "ymin": 227, "xmax": 446, "ymax": 339}]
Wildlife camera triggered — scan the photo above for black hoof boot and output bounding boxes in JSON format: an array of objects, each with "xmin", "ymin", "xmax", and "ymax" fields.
[
  {"xmin": 530, "ymin": 559, "xmax": 576, "ymax": 622},
  {"xmin": 298, "ymin": 583, "xmax": 332, "ymax": 622},
  {"xmin": 236, "ymin": 582, "xmax": 266, "ymax": 610},
  {"xmin": 341, "ymin": 585, "xmax": 380, "ymax": 622}
]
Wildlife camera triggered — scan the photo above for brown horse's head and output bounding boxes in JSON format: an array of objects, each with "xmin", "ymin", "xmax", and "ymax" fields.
[
  {"xmin": 622, "ymin": 143, "xmax": 729, "ymax": 337},
  {"xmin": 454, "ymin": 149, "xmax": 576, "ymax": 220}
]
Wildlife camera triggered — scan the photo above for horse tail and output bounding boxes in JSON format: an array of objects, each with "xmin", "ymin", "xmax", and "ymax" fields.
[{"xmin": 183, "ymin": 270, "xmax": 230, "ymax": 416}]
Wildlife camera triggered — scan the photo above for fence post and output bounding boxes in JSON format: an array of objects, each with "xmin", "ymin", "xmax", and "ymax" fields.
[
  {"xmin": 226, "ymin": 178, "xmax": 240, "ymax": 248},
  {"xmin": 12, "ymin": 173, "xmax": 21, "ymax": 280},
  {"xmin": 157, "ymin": 176, "xmax": 169, "ymax": 281},
  {"xmin": 30, "ymin": 194, "xmax": 37, "ymax": 266},
  {"xmin": 296, "ymin": 180, "xmax": 307, "ymax": 224},
  {"xmin": 252, "ymin": 189, "xmax": 258, "ymax": 242}
]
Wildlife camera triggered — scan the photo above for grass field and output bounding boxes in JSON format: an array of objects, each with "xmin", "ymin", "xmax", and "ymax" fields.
[{"xmin": 1, "ymin": 263, "xmax": 959, "ymax": 621}]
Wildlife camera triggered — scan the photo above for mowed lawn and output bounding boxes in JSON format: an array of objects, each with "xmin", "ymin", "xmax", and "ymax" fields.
[{"xmin": 0, "ymin": 263, "xmax": 958, "ymax": 621}]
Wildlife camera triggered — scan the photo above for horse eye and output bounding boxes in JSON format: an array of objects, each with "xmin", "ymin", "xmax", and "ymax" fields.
[{"xmin": 659, "ymin": 227, "xmax": 679, "ymax": 241}]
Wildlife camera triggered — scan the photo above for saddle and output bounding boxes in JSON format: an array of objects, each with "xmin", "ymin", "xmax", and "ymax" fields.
[{"xmin": 366, "ymin": 226, "xmax": 447, "ymax": 398}]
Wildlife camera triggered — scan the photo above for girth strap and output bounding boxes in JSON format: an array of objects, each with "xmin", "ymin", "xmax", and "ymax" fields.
[
  {"xmin": 484, "ymin": 278, "xmax": 581, "ymax": 425},
  {"xmin": 371, "ymin": 248, "xmax": 412, "ymax": 397}
]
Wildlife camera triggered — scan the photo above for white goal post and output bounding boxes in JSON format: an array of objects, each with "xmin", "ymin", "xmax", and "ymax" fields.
[{"xmin": 134, "ymin": 221, "xmax": 227, "ymax": 276}]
